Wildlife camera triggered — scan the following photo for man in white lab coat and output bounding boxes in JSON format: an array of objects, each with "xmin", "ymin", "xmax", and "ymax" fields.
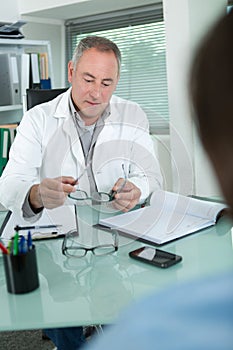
[
  {"xmin": 0, "ymin": 36, "xmax": 162, "ymax": 350},
  {"xmin": 0, "ymin": 36, "xmax": 162, "ymax": 221}
]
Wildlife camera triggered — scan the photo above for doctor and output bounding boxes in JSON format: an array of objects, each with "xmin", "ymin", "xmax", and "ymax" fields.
[{"xmin": 0, "ymin": 35, "xmax": 162, "ymax": 221}]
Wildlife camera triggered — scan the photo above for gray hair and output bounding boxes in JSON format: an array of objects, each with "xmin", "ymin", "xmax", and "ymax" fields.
[{"xmin": 71, "ymin": 36, "xmax": 121, "ymax": 76}]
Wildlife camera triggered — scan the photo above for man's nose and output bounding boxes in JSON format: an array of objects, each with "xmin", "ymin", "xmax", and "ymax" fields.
[{"xmin": 90, "ymin": 84, "xmax": 101, "ymax": 99}]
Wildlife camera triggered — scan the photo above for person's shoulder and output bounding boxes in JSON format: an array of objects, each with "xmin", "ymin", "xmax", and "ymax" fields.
[
  {"xmin": 25, "ymin": 88, "xmax": 70, "ymax": 121},
  {"xmin": 110, "ymin": 95, "xmax": 147, "ymax": 124},
  {"xmin": 111, "ymin": 94, "xmax": 142, "ymax": 109},
  {"xmin": 85, "ymin": 270, "xmax": 233, "ymax": 350},
  {"xmin": 38, "ymin": 88, "xmax": 70, "ymax": 113}
]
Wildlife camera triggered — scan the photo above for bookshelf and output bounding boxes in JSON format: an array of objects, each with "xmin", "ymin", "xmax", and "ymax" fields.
[{"xmin": 0, "ymin": 38, "xmax": 53, "ymax": 124}]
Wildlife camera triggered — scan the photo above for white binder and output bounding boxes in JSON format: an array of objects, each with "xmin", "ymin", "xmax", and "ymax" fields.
[
  {"xmin": 0, "ymin": 53, "xmax": 20, "ymax": 106},
  {"xmin": 20, "ymin": 53, "xmax": 30, "ymax": 103},
  {"xmin": 30, "ymin": 53, "xmax": 41, "ymax": 89}
]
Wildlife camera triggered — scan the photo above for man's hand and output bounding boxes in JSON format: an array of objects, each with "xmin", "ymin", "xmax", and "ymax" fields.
[
  {"xmin": 111, "ymin": 179, "xmax": 141, "ymax": 212},
  {"xmin": 29, "ymin": 176, "xmax": 76, "ymax": 211}
]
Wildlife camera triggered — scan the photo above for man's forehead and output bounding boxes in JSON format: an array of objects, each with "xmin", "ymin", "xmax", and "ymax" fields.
[{"xmin": 76, "ymin": 48, "xmax": 119, "ymax": 76}]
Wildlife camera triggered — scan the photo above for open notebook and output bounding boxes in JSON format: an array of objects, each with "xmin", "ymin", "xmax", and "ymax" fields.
[
  {"xmin": 98, "ymin": 191, "xmax": 227, "ymax": 245},
  {"xmin": 0, "ymin": 205, "xmax": 77, "ymax": 241}
]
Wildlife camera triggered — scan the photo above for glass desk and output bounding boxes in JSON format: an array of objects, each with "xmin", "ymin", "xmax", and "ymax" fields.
[{"xmin": 0, "ymin": 209, "xmax": 233, "ymax": 331}]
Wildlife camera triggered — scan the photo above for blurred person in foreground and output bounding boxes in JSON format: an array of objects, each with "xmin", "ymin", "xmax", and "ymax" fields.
[{"xmin": 83, "ymin": 10, "xmax": 233, "ymax": 350}]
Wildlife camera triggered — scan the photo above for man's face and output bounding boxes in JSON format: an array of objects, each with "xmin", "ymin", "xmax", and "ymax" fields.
[{"xmin": 68, "ymin": 47, "xmax": 119, "ymax": 125}]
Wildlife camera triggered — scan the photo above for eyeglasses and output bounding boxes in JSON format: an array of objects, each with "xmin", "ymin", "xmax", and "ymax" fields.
[
  {"xmin": 62, "ymin": 229, "xmax": 119, "ymax": 258},
  {"xmin": 69, "ymin": 189, "xmax": 116, "ymax": 202},
  {"xmin": 69, "ymin": 164, "xmax": 127, "ymax": 203}
]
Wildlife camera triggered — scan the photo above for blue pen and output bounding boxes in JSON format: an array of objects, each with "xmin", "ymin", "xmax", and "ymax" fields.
[
  {"xmin": 19, "ymin": 236, "xmax": 27, "ymax": 254},
  {"xmin": 27, "ymin": 230, "xmax": 33, "ymax": 250}
]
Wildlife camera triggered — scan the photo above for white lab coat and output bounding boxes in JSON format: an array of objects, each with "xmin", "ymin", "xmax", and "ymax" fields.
[{"xmin": 0, "ymin": 88, "xmax": 162, "ymax": 219}]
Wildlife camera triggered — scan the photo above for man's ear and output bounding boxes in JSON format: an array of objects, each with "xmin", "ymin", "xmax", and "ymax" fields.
[{"xmin": 68, "ymin": 61, "xmax": 74, "ymax": 83}]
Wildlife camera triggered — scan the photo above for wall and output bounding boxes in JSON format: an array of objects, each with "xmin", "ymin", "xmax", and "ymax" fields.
[
  {"xmin": 18, "ymin": 0, "xmax": 159, "ymax": 20},
  {"xmin": 19, "ymin": 0, "xmax": 89, "ymax": 13},
  {"xmin": 152, "ymin": 135, "xmax": 172, "ymax": 191},
  {"xmin": 1, "ymin": 0, "xmax": 19, "ymax": 22},
  {"xmin": 163, "ymin": 0, "xmax": 227, "ymax": 197}
]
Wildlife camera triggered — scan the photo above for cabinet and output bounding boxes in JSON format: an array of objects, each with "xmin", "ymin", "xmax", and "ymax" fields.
[{"xmin": 0, "ymin": 39, "xmax": 53, "ymax": 124}]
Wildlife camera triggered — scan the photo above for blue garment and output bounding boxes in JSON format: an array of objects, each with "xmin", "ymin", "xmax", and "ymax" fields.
[
  {"xmin": 44, "ymin": 326, "xmax": 85, "ymax": 350},
  {"xmin": 84, "ymin": 270, "xmax": 233, "ymax": 350}
]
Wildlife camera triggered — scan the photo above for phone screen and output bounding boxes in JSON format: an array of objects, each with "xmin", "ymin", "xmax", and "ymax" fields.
[{"xmin": 129, "ymin": 246, "xmax": 182, "ymax": 268}]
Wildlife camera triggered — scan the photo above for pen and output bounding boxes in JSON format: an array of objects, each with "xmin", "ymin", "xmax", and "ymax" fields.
[
  {"xmin": 14, "ymin": 224, "xmax": 62, "ymax": 231},
  {"xmin": 19, "ymin": 236, "xmax": 27, "ymax": 254},
  {"xmin": 109, "ymin": 179, "xmax": 127, "ymax": 200},
  {"xmin": 0, "ymin": 241, "xmax": 9, "ymax": 254},
  {"xmin": 109, "ymin": 164, "xmax": 127, "ymax": 200},
  {"xmin": 7, "ymin": 240, "xmax": 12, "ymax": 254},
  {"xmin": 27, "ymin": 231, "xmax": 33, "ymax": 250},
  {"xmin": 13, "ymin": 232, "xmax": 19, "ymax": 255}
]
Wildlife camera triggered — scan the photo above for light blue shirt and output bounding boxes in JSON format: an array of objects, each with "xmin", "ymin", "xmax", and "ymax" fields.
[{"xmin": 85, "ymin": 270, "xmax": 233, "ymax": 350}]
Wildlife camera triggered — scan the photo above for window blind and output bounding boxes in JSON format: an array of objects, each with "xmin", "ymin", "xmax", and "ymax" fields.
[{"xmin": 65, "ymin": 4, "xmax": 169, "ymax": 134}]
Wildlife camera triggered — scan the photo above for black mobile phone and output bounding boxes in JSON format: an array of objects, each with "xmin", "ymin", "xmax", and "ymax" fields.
[{"xmin": 129, "ymin": 246, "xmax": 182, "ymax": 268}]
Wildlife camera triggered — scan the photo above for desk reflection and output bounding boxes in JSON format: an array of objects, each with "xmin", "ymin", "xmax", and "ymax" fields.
[{"xmin": 37, "ymin": 240, "xmax": 135, "ymax": 321}]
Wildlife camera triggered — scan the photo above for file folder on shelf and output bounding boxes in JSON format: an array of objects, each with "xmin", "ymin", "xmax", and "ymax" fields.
[
  {"xmin": 30, "ymin": 53, "xmax": 41, "ymax": 89},
  {"xmin": 0, "ymin": 53, "xmax": 21, "ymax": 106},
  {"xmin": 39, "ymin": 52, "xmax": 49, "ymax": 80},
  {"xmin": 0, "ymin": 124, "xmax": 17, "ymax": 176},
  {"xmin": 39, "ymin": 52, "xmax": 51, "ymax": 88},
  {"xmin": 20, "ymin": 53, "xmax": 30, "ymax": 103},
  {"xmin": 29, "ymin": 52, "xmax": 52, "ymax": 90},
  {"xmin": 0, "ymin": 129, "xmax": 10, "ymax": 175},
  {"xmin": 40, "ymin": 78, "xmax": 51, "ymax": 89}
]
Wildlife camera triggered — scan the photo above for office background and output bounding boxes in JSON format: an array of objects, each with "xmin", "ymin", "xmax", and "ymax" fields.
[{"xmin": 0, "ymin": 0, "xmax": 230, "ymax": 199}]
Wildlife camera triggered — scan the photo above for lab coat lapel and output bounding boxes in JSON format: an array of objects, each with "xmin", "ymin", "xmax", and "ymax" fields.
[{"xmin": 62, "ymin": 117, "xmax": 85, "ymax": 165}]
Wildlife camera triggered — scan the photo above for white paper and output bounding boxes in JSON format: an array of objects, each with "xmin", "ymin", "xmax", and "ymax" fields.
[{"xmin": 1, "ymin": 205, "xmax": 77, "ymax": 241}]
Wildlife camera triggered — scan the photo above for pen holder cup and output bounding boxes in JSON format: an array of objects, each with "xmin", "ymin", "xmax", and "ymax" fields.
[{"xmin": 3, "ymin": 245, "xmax": 39, "ymax": 294}]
